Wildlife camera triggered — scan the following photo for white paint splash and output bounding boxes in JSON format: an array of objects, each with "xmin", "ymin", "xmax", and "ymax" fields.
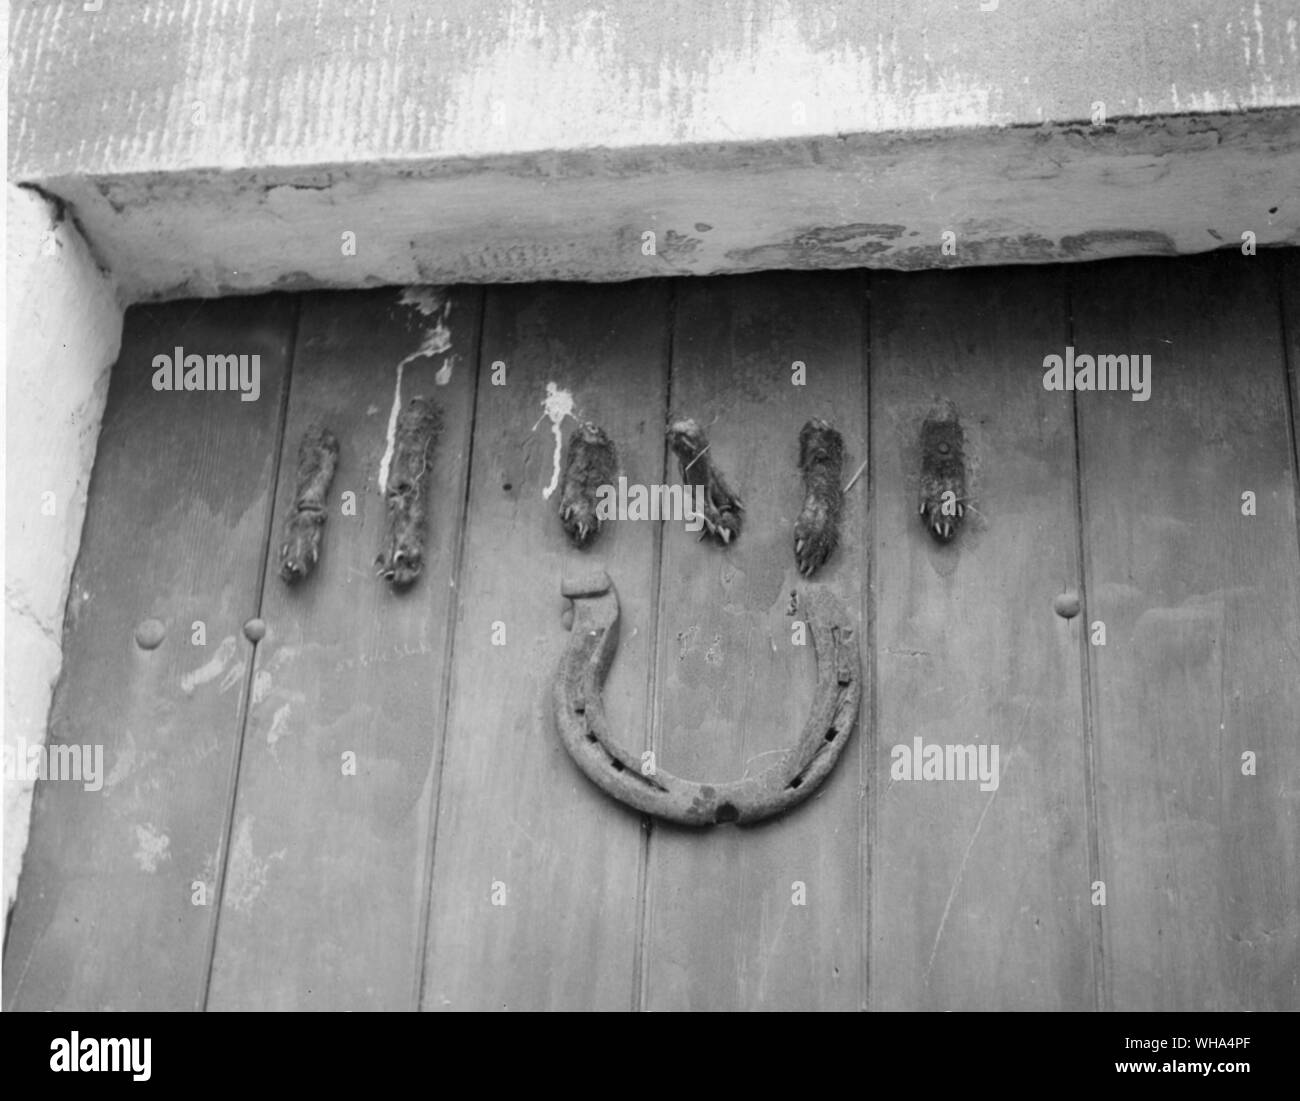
[
  {"xmin": 251, "ymin": 670, "xmax": 274, "ymax": 705},
  {"xmin": 399, "ymin": 286, "xmax": 447, "ymax": 316},
  {"xmin": 218, "ymin": 660, "xmax": 247, "ymax": 694},
  {"xmin": 380, "ymin": 287, "xmax": 456, "ymax": 492},
  {"xmin": 267, "ymin": 703, "xmax": 292, "ymax": 750},
  {"xmin": 103, "ymin": 731, "xmax": 153, "ymax": 793},
  {"xmin": 533, "ymin": 382, "xmax": 576, "ymax": 499},
  {"xmin": 133, "ymin": 823, "xmax": 171, "ymax": 873},
  {"xmin": 181, "ymin": 636, "xmax": 237, "ymax": 695},
  {"xmin": 223, "ymin": 816, "xmax": 287, "ymax": 914}
]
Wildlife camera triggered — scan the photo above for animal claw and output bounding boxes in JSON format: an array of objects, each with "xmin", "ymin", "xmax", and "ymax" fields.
[{"xmin": 668, "ymin": 417, "xmax": 742, "ymax": 547}]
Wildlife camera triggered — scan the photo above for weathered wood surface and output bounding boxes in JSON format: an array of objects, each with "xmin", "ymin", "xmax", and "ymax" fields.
[
  {"xmin": 867, "ymin": 266, "xmax": 1096, "ymax": 1010},
  {"xmin": 420, "ymin": 281, "xmax": 670, "ymax": 1010},
  {"xmin": 640, "ymin": 272, "xmax": 869, "ymax": 1011},
  {"xmin": 11, "ymin": 251, "xmax": 1298, "ymax": 1011},
  {"xmin": 1283, "ymin": 251, "xmax": 1300, "ymax": 513},
  {"xmin": 3, "ymin": 296, "xmax": 296, "ymax": 1010},
  {"xmin": 1073, "ymin": 254, "xmax": 1300, "ymax": 1011},
  {"xmin": 205, "ymin": 288, "xmax": 482, "ymax": 1010}
]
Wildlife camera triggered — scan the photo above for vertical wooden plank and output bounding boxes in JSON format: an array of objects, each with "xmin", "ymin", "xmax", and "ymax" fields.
[
  {"xmin": 205, "ymin": 287, "xmax": 481, "ymax": 1010},
  {"xmin": 1074, "ymin": 253, "xmax": 1300, "ymax": 1011},
  {"xmin": 3, "ymin": 296, "xmax": 295, "ymax": 1010},
  {"xmin": 868, "ymin": 266, "xmax": 1094, "ymax": 1010},
  {"xmin": 420, "ymin": 280, "xmax": 669, "ymax": 1011},
  {"xmin": 1283, "ymin": 251, "xmax": 1300, "ymax": 518},
  {"xmin": 641, "ymin": 271, "xmax": 867, "ymax": 1011}
]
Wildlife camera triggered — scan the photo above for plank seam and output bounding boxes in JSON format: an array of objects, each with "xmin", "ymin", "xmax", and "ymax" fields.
[
  {"xmin": 1066, "ymin": 268, "xmax": 1108, "ymax": 1014},
  {"xmin": 1275, "ymin": 252, "xmax": 1300, "ymax": 568},
  {"xmin": 859, "ymin": 268, "xmax": 875, "ymax": 1014},
  {"xmin": 200, "ymin": 295, "xmax": 303, "ymax": 1011},
  {"xmin": 632, "ymin": 278, "xmax": 676, "ymax": 1013},
  {"xmin": 413, "ymin": 285, "xmax": 488, "ymax": 1012}
]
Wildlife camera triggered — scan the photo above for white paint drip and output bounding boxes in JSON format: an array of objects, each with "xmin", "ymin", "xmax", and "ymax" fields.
[
  {"xmin": 398, "ymin": 318, "xmax": 453, "ymax": 372},
  {"xmin": 533, "ymin": 382, "xmax": 576, "ymax": 499},
  {"xmin": 377, "ymin": 359, "xmax": 406, "ymax": 494},
  {"xmin": 181, "ymin": 636, "xmax": 237, "ymax": 695},
  {"xmin": 380, "ymin": 287, "xmax": 456, "ymax": 492}
]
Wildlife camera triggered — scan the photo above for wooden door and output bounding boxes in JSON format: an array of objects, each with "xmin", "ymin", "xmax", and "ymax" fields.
[{"xmin": 7, "ymin": 252, "xmax": 1297, "ymax": 1010}]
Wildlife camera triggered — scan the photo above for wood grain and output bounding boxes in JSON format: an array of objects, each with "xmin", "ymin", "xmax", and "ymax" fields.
[
  {"xmin": 867, "ymin": 266, "xmax": 1095, "ymax": 1010},
  {"xmin": 419, "ymin": 280, "xmax": 669, "ymax": 1010},
  {"xmin": 3, "ymin": 296, "xmax": 295, "ymax": 1010},
  {"xmin": 640, "ymin": 271, "xmax": 868, "ymax": 1011},
  {"xmin": 1074, "ymin": 253, "xmax": 1300, "ymax": 1011},
  {"xmin": 12, "ymin": 255, "xmax": 1296, "ymax": 1013},
  {"xmin": 1283, "ymin": 250, "xmax": 1300, "ymax": 525},
  {"xmin": 204, "ymin": 287, "xmax": 482, "ymax": 1010}
]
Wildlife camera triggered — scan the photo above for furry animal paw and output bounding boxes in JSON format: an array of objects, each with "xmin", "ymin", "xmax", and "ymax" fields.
[
  {"xmin": 667, "ymin": 417, "xmax": 743, "ymax": 544},
  {"xmin": 279, "ymin": 423, "xmax": 339, "ymax": 584},
  {"xmin": 793, "ymin": 418, "xmax": 844, "ymax": 577},
  {"xmin": 376, "ymin": 397, "xmax": 441, "ymax": 588},
  {"xmin": 559, "ymin": 422, "xmax": 617, "ymax": 548},
  {"xmin": 918, "ymin": 410, "xmax": 966, "ymax": 543}
]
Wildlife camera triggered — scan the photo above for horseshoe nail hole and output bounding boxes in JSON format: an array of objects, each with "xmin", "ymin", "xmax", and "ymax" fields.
[
  {"xmin": 714, "ymin": 802, "xmax": 739, "ymax": 824},
  {"xmin": 825, "ymin": 727, "xmax": 838, "ymax": 741},
  {"xmin": 610, "ymin": 758, "xmax": 625, "ymax": 772},
  {"xmin": 1268, "ymin": 206, "xmax": 1278, "ymax": 214},
  {"xmin": 585, "ymin": 732, "xmax": 597, "ymax": 743},
  {"xmin": 502, "ymin": 483, "xmax": 513, "ymax": 491},
  {"xmin": 788, "ymin": 775, "xmax": 804, "ymax": 790}
]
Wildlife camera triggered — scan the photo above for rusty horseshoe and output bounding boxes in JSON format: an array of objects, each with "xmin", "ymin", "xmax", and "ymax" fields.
[{"xmin": 553, "ymin": 570, "xmax": 861, "ymax": 826}]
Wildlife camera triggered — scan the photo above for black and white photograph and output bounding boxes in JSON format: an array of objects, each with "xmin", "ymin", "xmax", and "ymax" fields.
[{"xmin": 2, "ymin": 0, "xmax": 1297, "ymax": 1053}]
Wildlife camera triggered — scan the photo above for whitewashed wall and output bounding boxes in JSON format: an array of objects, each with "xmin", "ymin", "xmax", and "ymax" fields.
[{"xmin": 4, "ymin": 186, "xmax": 122, "ymax": 914}]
